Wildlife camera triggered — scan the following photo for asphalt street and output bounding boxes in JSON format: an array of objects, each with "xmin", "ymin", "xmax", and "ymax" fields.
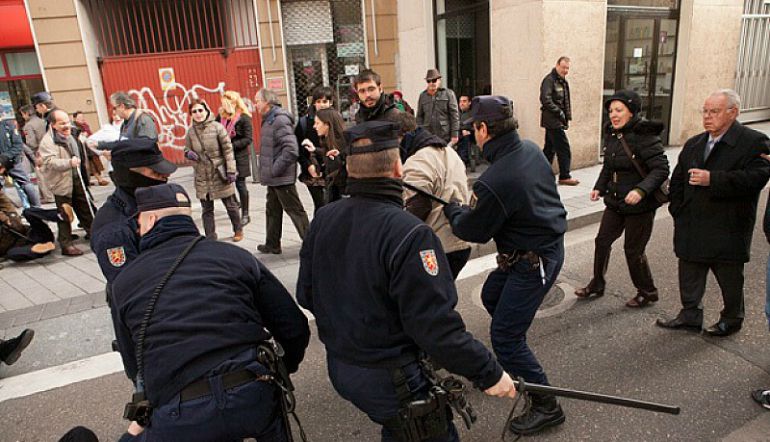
[{"xmin": 1, "ymin": 192, "xmax": 770, "ymax": 441}]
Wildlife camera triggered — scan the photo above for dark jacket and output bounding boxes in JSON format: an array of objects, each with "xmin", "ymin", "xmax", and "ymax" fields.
[
  {"xmin": 540, "ymin": 68, "xmax": 571, "ymax": 130},
  {"xmin": 1, "ymin": 120, "xmax": 24, "ymax": 161},
  {"xmin": 297, "ymin": 179, "xmax": 503, "ymax": 390},
  {"xmin": 259, "ymin": 106, "xmax": 299, "ymax": 187},
  {"xmin": 217, "ymin": 113, "xmax": 253, "ymax": 178},
  {"xmin": 594, "ymin": 118, "xmax": 670, "ymax": 214},
  {"xmin": 111, "ymin": 216, "xmax": 310, "ymax": 406},
  {"xmin": 294, "ymin": 113, "xmax": 323, "ymax": 183},
  {"xmin": 444, "ymin": 130, "xmax": 567, "ymax": 254},
  {"xmin": 416, "ymin": 88, "xmax": 460, "ymax": 142},
  {"xmin": 669, "ymin": 121, "xmax": 770, "ymax": 263},
  {"xmin": 355, "ymin": 94, "xmax": 401, "ymax": 124},
  {"xmin": 91, "ymin": 187, "xmax": 139, "ymax": 286}
]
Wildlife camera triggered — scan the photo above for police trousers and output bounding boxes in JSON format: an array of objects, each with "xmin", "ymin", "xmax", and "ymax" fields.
[
  {"xmin": 120, "ymin": 359, "xmax": 287, "ymax": 442},
  {"xmin": 327, "ymin": 355, "xmax": 459, "ymax": 442},
  {"xmin": 481, "ymin": 240, "xmax": 564, "ymax": 385}
]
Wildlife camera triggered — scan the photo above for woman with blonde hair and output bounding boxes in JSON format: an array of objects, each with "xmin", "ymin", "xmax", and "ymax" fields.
[{"xmin": 217, "ymin": 90, "xmax": 254, "ymax": 225}]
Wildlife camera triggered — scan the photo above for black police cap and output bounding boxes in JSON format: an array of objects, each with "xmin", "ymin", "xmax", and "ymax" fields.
[
  {"xmin": 110, "ymin": 138, "xmax": 178, "ymax": 175},
  {"xmin": 135, "ymin": 183, "xmax": 191, "ymax": 213},
  {"xmin": 462, "ymin": 95, "xmax": 514, "ymax": 128},
  {"xmin": 344, "ymin": 121, "xmax": 400, "ymax": 155}
]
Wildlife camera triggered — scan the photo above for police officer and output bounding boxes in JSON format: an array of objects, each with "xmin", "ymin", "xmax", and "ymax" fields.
[
  {"xmin": 90, "ymin": 139, "xmax": 176, "ymax": 288},
  {"xmin": 443, "ymin": 96, "xmax": 567, "ymax": 436},
  {"xmin": 297, "ymin": 121, "xmax": 517, "ymax": 442},
  {"xmin": 112, "ymin": 183, "xmax": 310, "ymax": 441}
]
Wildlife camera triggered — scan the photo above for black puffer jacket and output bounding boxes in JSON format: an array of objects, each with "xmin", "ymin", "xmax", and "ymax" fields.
[
  {"xmin": 216, "ymin": 114, "xmax": 253, "ymax": 178},
  {"xmin": 594, "ymin": 118, "xmax": 670, "ymax": 215}
]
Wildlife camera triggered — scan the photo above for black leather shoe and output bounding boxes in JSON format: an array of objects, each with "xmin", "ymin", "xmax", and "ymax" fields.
[
  {"xmin": 656, "ymin": 316, "xmax": 701, "ymax": 332},
  {"xmin": 704, "ymin": 321, "xmax": 742, "ymax": 337},
  {"xmin": 257, "ymin": 244, "xmax": 282, "ymax": 255},
  {"xmin": 509, "ymin": 401, "xmax": 565, "ymax": 435},
  {"xmin": 0, "ymin": 329, "xmax": 34, "ymax": 365}
]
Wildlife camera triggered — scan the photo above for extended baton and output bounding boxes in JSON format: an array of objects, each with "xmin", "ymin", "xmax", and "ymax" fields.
[
  {"xmin": 514, "ymin": 379, "xmax": 680, "ymax": 415},
  {"xmin": 74, "ymin": 157, "xmax": 96, "ymax": 220},
  {"xmin": 402, "ymin": 181, "xmax": 451, "ymax": 206}
]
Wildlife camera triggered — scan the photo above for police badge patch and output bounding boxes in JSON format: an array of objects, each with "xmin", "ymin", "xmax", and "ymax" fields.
[
  {"xmin": 419, "ymin": 249, "xmax": 439, "ymax": 276},
  {"xmin": 107, "ymin": 247, "xmax": 126, "ymax": 267}
]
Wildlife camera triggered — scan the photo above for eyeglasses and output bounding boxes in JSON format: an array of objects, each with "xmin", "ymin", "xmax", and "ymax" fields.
[
  {"xmin": 701, "ymin": 107, "xmax": 734, "ymax": 117},
  {"xmin": 426, "ymin": 79, "xmax": 439, "ymax": 84},
  {"xmin": 191, "ymin": 109, "xmax": 206, "ymax": 114}
]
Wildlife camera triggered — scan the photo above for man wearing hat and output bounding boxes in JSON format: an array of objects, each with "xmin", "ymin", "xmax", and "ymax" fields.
[
  {"xmin": 444, "ymin": 96, "xmax": 568, "ymax": 436},
  {"xmin": 23, "ymin": 91, "xmax": 56, "ymax": 203},
  {"xmin": 298, "ymin": 120, "xmax": 518, "ymax": 441},
  {"xmin": 416, "ymin": 69, "xmax": 460, "ymax": 145},
  {"xmin": 111, "ymin": 183, "xmax": 309, "ymax": 441},
  {"xmin": 90, "ymin": 138, "xmax": 176, "ymax": 288}
]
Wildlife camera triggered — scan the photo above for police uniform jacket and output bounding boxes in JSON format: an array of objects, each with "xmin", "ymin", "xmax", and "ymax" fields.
[
  {"xmin": 111, "ymin": 215, "xmax": 310, "ymax": 407},
  {"xmin": 445, "ymin": 130, "xmax": 567, "ymax": 254},
  {"xmin": 91, "ymin": 187, "xmax": 139, "ymax": 285},
  {"xmin": 297, "ymin": 179, "xmax": 503, "ymax": 390}
]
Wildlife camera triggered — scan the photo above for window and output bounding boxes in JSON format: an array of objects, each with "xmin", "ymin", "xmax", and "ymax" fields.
[
  {"xmin": 6, "ymin": 52, "xmax": 40, "ymax": 77},
  {"xmin": 608, "ymin": 0, "xmax": 678, "ymax": 8}
]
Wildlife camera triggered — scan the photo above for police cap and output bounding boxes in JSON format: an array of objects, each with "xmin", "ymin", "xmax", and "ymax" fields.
[
  {"xmin": 344, "ymin": 121, "xmax": 400, "ymax": 155},
  {"xmin": 462, "ymin": 95, "xmax": 514, "ymax": 129},
  {"xmin": 31, "ymin": 91, "xmax": 53, "ymax": 105},
  {"xmin": 111, "ymin": 138, "xmax": 178, "ymax": 175},
  {"xmin": 135, "ymin": 183, "xmax": 191, "ymax": 213}
]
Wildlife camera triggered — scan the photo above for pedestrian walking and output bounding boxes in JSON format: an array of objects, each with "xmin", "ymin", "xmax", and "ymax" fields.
[
  {"xmin": 353, "ymin": 69, "xmax": 401, "ymax": 124},
  {"xmin": 295, "ymin": 86, "xmax": 334, "ymax": 212},
  {"xmin": 541, "ymin": 56, "xmax": 579, "ymax": 185},
  {"xmin": 575, "ymin": 90, "xmax": 670, "ymax": 307},
  {"xmin": 111, "ymin": 183, "xmax": 309, "ymax": 441},
  {"xmin": 254, "ymin": 88, "xmax": 309, "ymax": 255},
  {"xmin": 297, "ymin": 120, "xmax": 517, "ymax": 442},
  {"xmin": 312, "ymin": 107, "xmax": 347, "ymax": 203},
  {"xmin": 1, "ymin": 117, "xmax": 40, "ymax": 207},
  {"xmin": 23, "ymin": 92, "xmax": 55, "ymax": 203},
  {"xmin": 657, "ymin": 89, "xmax": 770, "ymax": 336},
  {"xmin": 456, "ymin": 94, "xmax": 474, "ymax": 165},
  {"xmin": 184, "ymin": 98, "xmax": 242, "ymax": 242},
  {"xmin": 444, "ymin": 96, "xmax": 568, "ymax": 435},
  {"xmin": 88, "ymin": 91, "xmax": 158, "ymax": 152},
  {"xmin": 416, "ymin": 68, "xmax": 460, "ymax": 145},
  {"xmin": 217, "ymin": 90, "xmax": 253, "ymax": 226}
]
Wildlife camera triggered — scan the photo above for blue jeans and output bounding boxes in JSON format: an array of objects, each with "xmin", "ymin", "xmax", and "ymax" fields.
[
  {"xmin": 327, "ymin": 355, "xmax": 459, "ymax": 442},
  {"xmin": 480, "ymin": 240, "xmax": 564, "ymax": 385}
]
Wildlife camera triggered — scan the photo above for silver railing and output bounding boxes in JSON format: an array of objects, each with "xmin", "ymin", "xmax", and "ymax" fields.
[{"xmin": 736, "ymin": 0, "xmax": 770, "ymax": 122}]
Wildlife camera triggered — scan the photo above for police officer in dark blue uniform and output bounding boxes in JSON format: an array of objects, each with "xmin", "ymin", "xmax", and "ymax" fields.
[
  {"xmin": 90, "ymin": 139, "xmax": 176, "ymax": 288},
  {"xmin": 443, "ymin": 96, "xmax": 568, "ymax": 436},
  {"xmin": 297, "ymin": 121, "xmax": 517, "ymax": 442},
  {"xmin": 112, "ymin": 183, "xmax": 310, "ymax": 441}
]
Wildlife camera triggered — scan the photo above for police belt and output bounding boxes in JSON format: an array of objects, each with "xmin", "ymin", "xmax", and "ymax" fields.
[
  {"xmin": 496, "ymin": 250, "xmax": 540, "ymax": 271},
  {"xmin": 179, "ymin": 369, "xmax": 272, "ymax": 402}
]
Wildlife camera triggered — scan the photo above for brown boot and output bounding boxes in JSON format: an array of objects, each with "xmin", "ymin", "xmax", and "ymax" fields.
[{"xmin": 233, "ymin": 230, "xmax": 244, "ymax": 242}]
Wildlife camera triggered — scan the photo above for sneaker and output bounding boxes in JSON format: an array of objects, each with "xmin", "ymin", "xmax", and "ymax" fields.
[
  {"xmin": 257, "ymin": 244, "xmax": 282, "ymax": 254},
  {"xmin": 0, "ymin": 329, "xmax": 34, "ymax": 365},
  {"xmin": 509, "ymin": 398, "xmax": 565, "ymax": 435},
  {"xmin": 751, "ymin": 389, "xmax": 770, "ymax": 409}
]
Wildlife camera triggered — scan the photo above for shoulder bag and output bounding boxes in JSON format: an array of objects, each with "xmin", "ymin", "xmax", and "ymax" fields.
[
  {"xmin": 617, "ymin": 133, "xmax": 669, "ymax": 204},
  {"xmin": 193, "ymin": 125, "xmax": 228, "ymax": 183}
]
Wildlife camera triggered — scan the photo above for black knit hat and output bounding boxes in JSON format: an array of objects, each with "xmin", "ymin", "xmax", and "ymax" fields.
[{"xmin": 605, "ymin": 90, "xmax": 642, "ymax": 115}]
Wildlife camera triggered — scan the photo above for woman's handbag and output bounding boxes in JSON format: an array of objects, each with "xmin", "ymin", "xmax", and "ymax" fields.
[
  {"xmin": 617, "ymin": 134, "xmax": 670, "ymax": 204},
  {"xmin": 193, "ymin": 127, "xmax": 228, "ymax": 183}
]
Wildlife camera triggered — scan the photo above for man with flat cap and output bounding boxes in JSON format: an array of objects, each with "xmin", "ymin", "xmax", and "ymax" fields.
[
  {"xmin": 298, "ymin": 120, "xmax": 517, "ymax": 442},
  {"xmin": 111, "ymin": 183, "xmax": 309, "ymax": 441},
  {"xmin": 444, "ymin": 96, "xmax": 568, "ymax": 436},
  {"xmin": 416, "ymin": 69, "xmax": 460, "ymax": 145},
  {"xmin": 90, "ymin": 139, "xmax": 176, "ymax": 291}
]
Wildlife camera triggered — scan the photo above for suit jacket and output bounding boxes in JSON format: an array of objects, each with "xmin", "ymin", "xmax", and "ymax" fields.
[{"xmin": 669, "ymin": 121, "xmax": 770, "ymax": 263}]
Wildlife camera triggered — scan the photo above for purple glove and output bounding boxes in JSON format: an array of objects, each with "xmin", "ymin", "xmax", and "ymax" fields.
[
  {"xmin": 226, "ymin": 172, "xmax": 237, "ymax": 184},
  {"xmin": 185, "ymin": 150, "xmax": 199, "ymax": 162}
]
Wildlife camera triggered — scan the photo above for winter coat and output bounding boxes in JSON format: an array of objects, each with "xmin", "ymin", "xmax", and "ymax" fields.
[
  {"xmin": 540, "ymin": 68, "xmax": 571, "ymax": 130},
  {"xmin": 39, "ymin": 130, "xmax": 83, "ymax": 197},
  {"xmin": 185, "ymin": 117, "xmax": 236, "ymax": 201},
  {"xmin": 217, "ymin": 113, "xmax": 252, "ymax": 178},
  {"xmin": 416, "ymin": 88, "xmax": 460, "ymax": 143},
  {"xmin": 259, "ymin": 106, "xmax": 299, "ymax": 187},
  {"xmin": 23, "ymin": 114, "xmax": 46, "ymax": 151},
  {"xmin": 355, "ymin": 94, "xmax": 401, "ymax": 124},
  {"xmin": 669, "ymin": 121, "xmax": 770, "ymax": 263},
  {"xmin": 294, "ymin": 113, "xmax": 322, "ymax": 182},
  {"xmin": 403, "ymin": 128, "xmax": 470, "ymax": 254},
  {"xmin": 1, "ymin": 120, "xmax": 24, "ymax": 161},
  {"xmin": 594, "ymin": 118, "xmax": 670, "ymax": 215}
]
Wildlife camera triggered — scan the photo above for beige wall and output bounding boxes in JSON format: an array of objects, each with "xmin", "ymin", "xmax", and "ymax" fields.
[
  {"xmin": 491, "ymin": 0, "xmax": 606, "ymax": 169},
  {"xmin": 669, "ymin": 0, "xmax": 743, "ymax": 145},
  {"xmin": 364, "ymin": 0, "xmax": 399, "ymax": 92},
  {"xmin": 395, "ymin": 0, "xmax": 434, "ymax": 107},
  {"xmin": 27, "ymin": 0, "xmax": 99, "ymax": 129},
  {"xmin": 257, "ymin": 0, "xmax": 291, "ymax": 111}
]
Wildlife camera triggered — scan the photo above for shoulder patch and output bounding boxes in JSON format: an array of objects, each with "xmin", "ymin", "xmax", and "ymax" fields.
[
  {"xmin": 419, "ymin": 249, "xmax": 439, "ymax": 276},
  {"xmin": 107, "ymin": 247, "xmax": 127, "ymax": 267}
]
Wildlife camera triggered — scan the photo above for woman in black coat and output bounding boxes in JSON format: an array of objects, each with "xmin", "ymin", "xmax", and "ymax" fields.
[
  {"xmin": 575, "ymin": 90, "xmax": 670, "ymax": 307},
  {"xmin": 218, "ymin": 91, "xmax": 254, "ymax": 225},
  {"xmin": 295, "ymin": 86, "xmax": 334, "ymax": 213}
]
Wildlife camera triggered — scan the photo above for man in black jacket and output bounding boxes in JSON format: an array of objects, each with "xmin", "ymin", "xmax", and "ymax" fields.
[
  {"xmin": 354, "ymin": 69, "xmax": 401, "ymax": 124},
  {"xmin": 657, "ymin": 89, "xmax": 770, "ymax": 337},
  {"xmin": 298, "ymin": 121, "xmax": 516, "ymax": 442},
  {"xmin": 540, "ymin": 56, "xmax": 579, "ymax": 186},
  {"xmin": 112, "ymin": 183, "xmax": 310, "ymax": 441}
]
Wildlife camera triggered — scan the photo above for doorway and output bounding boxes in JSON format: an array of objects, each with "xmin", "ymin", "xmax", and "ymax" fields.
[{"xmin": 604, "ymin": 10, "xmax": 679, "ymax": 143}]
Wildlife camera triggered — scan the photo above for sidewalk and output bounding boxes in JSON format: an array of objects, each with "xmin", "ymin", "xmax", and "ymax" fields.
[{"xmin": 1, "ymin": 121, "xmax": 768, "ymax": 330}]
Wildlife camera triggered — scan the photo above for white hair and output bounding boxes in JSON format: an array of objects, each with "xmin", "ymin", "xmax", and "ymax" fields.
[
  {"xmin": 256, "ymin": 88, "xmax": 282, "ymax": 106},
  {"xmin": 710, "ymin": 89, "xmax": 741, "ymax": 111}
]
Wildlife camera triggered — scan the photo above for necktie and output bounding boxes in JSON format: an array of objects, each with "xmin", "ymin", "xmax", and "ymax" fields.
[{"xmin": 704, "ymin": 139, "xmax": 715, "ymax": 161}]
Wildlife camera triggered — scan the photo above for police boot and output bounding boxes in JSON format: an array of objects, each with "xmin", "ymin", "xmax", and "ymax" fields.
[{"xmin": 509, "ymin": 393, "xmax": 565, "ymax": 435}]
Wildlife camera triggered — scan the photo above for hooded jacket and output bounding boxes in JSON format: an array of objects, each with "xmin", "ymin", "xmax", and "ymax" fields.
[{"xmin": 185, "ymin": 102, "xmax": 236, "ymax": 201}]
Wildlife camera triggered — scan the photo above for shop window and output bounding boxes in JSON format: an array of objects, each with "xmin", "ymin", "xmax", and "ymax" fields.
[
  {"xmin": 608, "ymin": 0, "xmax": 678, "ymax": 8},
  {"xmin": 434, "ymin": 0, "xmax": 490, "ymax": 97},
  {"xmin": 6, "ymin": 52, "xmax": 40, "ymax": 76}
]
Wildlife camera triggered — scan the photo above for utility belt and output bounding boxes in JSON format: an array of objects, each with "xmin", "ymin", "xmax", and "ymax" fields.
[
  {"xmin": 384, "ymin": 358, "xmax": 476, "ymax": 442},
  {"xmin": 179, "ymin": 368, "xmax": 272, "ymax": 402}
]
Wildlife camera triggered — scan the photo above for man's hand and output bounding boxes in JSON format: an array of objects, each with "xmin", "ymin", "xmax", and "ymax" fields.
[
  {"xmin": 590, "ymin": 190, "xmax": 601, "ymax": 201},
  {"xmin": 462, "ymin": 130, "xmax": 470, "ymax": 137},
  {"xmin": 127, "ymin": 421, "xmax": 145, "ymax": 436},
  {"xmin": 624, "ymin": 189, "xmax": 643, "ymax": 205},
  {"xmin": 688, "ymin": 168, "xmax": 710, "ymax": 186},
  {"xmin": 484, "ymin": 372, "xmax": 517, "ymax": 399},
  {"xmin": 70, "ymin": 157, "xmax": 81, "ymax": 168}
]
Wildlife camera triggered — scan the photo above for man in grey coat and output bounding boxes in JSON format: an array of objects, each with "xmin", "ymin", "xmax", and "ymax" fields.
[
  {"xmin": 416, "ymin": 69, "xmax": 460, "ymax": 145},
  {"xmin": 87, "ymin": 91, "xmax": 158, "ymax": 153},
  {"xmin": 254, "ymin": 88, "xmax": 309, "ymax": 255}
]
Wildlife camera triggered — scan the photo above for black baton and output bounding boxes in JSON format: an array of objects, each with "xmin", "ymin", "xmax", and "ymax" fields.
[{"xmin": 402, "ymin": 182, "xmax": 451, "ymax": 206}]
